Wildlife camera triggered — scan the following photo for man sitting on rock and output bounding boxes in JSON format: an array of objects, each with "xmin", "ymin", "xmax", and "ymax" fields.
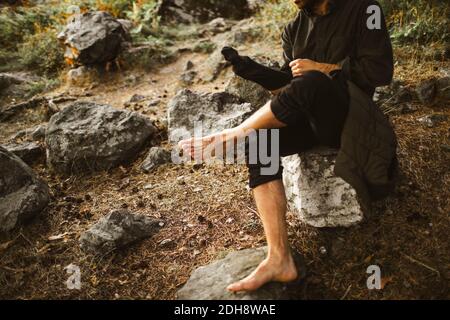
[{"xmin": 179, "ymin": 0, "xmax": 396, "ymax": 292}]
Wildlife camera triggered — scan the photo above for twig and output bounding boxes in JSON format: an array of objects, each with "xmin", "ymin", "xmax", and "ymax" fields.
[
  {"xmin": 246, "ymin": 206, "xmax": 260, "ymax": 218},
  {"xmin": 340, "ymin": 284, "xmax": 352, "ymax": 300},
  {"xmin": 401, "ymin": 253, "xmax": 441, "ymax": 277}
]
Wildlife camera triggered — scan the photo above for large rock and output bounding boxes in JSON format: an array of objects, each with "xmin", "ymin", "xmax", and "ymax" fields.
[
  {"xmin": 4, "ymin": 141, "xmax": 44, "ymax": 165},
  {"xmin": 46, "ymin": 101, "xmax": 156, "ymax": 174},
  {"xmin": 167, "ymin": 89, "xmax": 252, "ymax": 142},
  {"xmin": 282, "ymin": 149, "xmax": 363, "ymax": 228},
  {"xmin": 177, "ymin": 247, "xmax": 301, "ymax": 300},
  {"xmin": 57, "ymin": 11, "xmax": 130, "ymax": 66},
  {"xmin": 225, "ymin": 73, "xmax": 272, "ymax": 109},
  {"xmin": 158, "ymin": 0, "xmax": 255, "ymax": 24},
  {"xmin": 79, "ymin": 209, "xmax": 163, "ymax": 254},
  {"xmin": 0, "ymin": 146, "xmax": 49, "ymax": 232}
]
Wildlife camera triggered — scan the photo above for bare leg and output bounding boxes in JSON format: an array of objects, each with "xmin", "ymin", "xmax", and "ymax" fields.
[
  {"xmin": 227, "ymin": 180, "xmax": 298, "ymax": 292},
  {"xmin": 178, "ymin": 101, "xmax": 300, "ymax": 292}
]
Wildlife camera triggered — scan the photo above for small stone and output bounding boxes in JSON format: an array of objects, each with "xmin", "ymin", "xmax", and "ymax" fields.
[
  {"xmin": 319, "ymin": 246, "xmax": 327, "ymax": 255},
  {"xmin": 416, "ymin": 79, "xmax": 437, "ymax": 104},
  {"xmin": 180, "ymin": 70, "xmax": 198, "ymax": 85},
  {"xmin": 79, "ymin": 209, "xmax": 163, "ymax": 254},
  {"xmin": 129, "ymin": 94, "xmax": 146, "ymax": 103},
  {"xmin": 147, "ymin": 99, "xmax": 161, "ymax": 108},
  {"xmin": 418, "ymin": 114, "xmax": 448, "ymax": 128},
  {"xmin": 160, "ymin": 239, "xmax": 173, "ymax": 246},
  {"xmin": 141, "ymin": 147, "xmax": 172, "ymax": 173},
  {"xmin": 184, "ymin": 60, "xmax": 194, "ymax": 71}
]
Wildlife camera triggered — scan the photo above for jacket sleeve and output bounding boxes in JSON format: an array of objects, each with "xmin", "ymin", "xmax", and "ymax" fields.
[
  {"xmin": 338, "ymin": 1, "xmax": 394, "ymax": 95},
  {"xmin": 280, "ymin": 24, "xmax": 295, "ymax": 74}
]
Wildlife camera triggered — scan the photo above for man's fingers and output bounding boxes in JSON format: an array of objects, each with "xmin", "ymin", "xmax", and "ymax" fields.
[{"xmin": 289, "ymin": 59, "xmax": 301, "ymax": 67}]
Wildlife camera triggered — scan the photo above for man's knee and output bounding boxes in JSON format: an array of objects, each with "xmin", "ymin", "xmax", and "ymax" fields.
[
  {"xmin": 289, "ymin": 70, "xmax": 332, "ymax": 94},
  {"xmin": 245, "ymin": 129, "xmax": 282, "ymax": 177}
]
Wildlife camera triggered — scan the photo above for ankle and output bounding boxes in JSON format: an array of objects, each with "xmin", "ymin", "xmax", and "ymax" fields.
[{"xmin": 267, "ymin": 248, "xmax": 292, "ymax": 265}]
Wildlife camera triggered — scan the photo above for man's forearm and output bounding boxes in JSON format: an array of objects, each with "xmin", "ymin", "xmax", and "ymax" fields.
[{"xmin": 318, "ymin": 62, "xmax": 341, "ymax": 74}]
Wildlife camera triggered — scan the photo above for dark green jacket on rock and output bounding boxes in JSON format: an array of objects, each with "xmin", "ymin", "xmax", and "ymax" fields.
[{"xmin": 334, "ymin": 81, "xmax": 398, "ymax": 207}]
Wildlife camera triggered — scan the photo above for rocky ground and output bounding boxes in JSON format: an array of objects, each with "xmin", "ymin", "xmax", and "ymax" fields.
[{"xmin": 0, "ymin": 8, "xmax": 449, "ymax": 300}]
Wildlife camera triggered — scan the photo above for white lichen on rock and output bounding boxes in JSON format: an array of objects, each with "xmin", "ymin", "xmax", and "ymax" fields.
[{"xmin": 282, "ymin": 148, "xmax": 363, "ymax": 228}]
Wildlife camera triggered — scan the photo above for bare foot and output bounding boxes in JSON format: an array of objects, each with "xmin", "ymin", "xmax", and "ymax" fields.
[
  {"xmin": 227, "ymin": 254, "xmax": 298, "ymax": 292},
  {"xmin": 178, "ymin": 128, "xmax": 241, "ymax": 161}
]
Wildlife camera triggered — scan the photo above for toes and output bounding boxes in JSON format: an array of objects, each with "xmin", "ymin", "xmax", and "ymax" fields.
[{"xmin": 226, "ymin": 281, "xmax": 245, "ymax": 292}]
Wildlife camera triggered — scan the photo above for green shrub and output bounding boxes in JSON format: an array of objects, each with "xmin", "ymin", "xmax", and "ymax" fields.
[
  {"xmin": 378, "ymin": 0, "xmax": 448, "ymax": 44},
  {"xmin": 18, "ymin": 29, "xmax": 65, "ymax": 76},
  {"xmin": 256, "ymin": 0, "xmax": 297, "ymax": 40}
]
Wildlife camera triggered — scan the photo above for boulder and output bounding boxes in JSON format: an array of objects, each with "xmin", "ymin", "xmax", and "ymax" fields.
[
  {"xmin": 57, "ymin": 11, "xmax": 130, "ymax": 66},
  {"xmin": 79, "ymin": 209, "xmax": 163, "ymax": 254},
  {"xmin": 158, "ymin": 0, "xmax": 255, "ymax": 24},
  {"xmin": 282, "ymin": 149, "xmax": 363, "ymax": 228},
  {"xmin": 167, "ymin": 89, "xmax": 252, "ymax": 142},
  {"xmin": 46, "ymin": 101, "xmax": 156, "ymax": 174},
  {"xmin": 141, "ymin": 147, "xmax": 172, "ymax": 173},
  {"xmin": 4, "ymin": 141, "xmax": 44, "ymax": 165},
  {"xmin": 177, "ymin": 247, "xmax": 300, "ymax": 300},
  {"xmin": 0, "ymin": 146, "xmax": 50, "ymax": 232},
  {"xmin": 225, "ymin": 75, "xmax": 271, "ymax": 109}
]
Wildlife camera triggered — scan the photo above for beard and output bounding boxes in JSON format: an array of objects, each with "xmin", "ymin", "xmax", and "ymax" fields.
[{"xmin": 293, "ymin": 0, "xmax": 321, "ymax": 10}]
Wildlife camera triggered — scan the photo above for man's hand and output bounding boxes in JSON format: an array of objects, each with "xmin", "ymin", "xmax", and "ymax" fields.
[{"xmin": 289, "ymin": 59, "xmax": 340, "ymax": 77}]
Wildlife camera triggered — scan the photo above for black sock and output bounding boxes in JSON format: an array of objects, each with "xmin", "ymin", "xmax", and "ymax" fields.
[{"xmin": 221, "ymin": 46, "xmax": 293, "ymax": 91}]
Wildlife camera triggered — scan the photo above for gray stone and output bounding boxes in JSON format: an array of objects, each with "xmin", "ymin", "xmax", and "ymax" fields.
[
  {"xmin": 0, "ymin": 146, "xmax": 49, "ymax": 232},
  {"xmin": 141, "ymin": 147, "xmax": 172, "ymax": 173},
  {"xmin": 67, "ymin": 66, "xmax": 98, "ymax": 85},
  {"xmin": 282, "ymin": 149, "xmax": 363, "ymax": 228},
  {"xmin": 129, "ymin": 94, "xmax": 146, "ymax": 103},
  {"xmin": 416, "ymin": 79, "xmax": 437, "ymax": 104},
  {"xmin": 167, "ymin": 89, "xmax": 252, "ymax": 142},
  {"xmin": 436, "ymin": 77, "xmax": 450, "ymax": 102},
  {"xmin": 184, "ymin": 60, "xmax": 194, "ymax": 71},
  {"xmin": 79, "ymin": 209, "xmax": 163, "ymax": 254},
  {"xmin": 0, "ymin": 73, "xmax": 28, "ymax": 92},
  {"xmin": 57, "ymin": 11, "xmax": 130, "ymax": 66},
  {"xmin": 158, "ymin": 0, "xmax": 254, "ymax": 24},
  {"xmin": 4, "ymin": 141, "xmax": 44, "ymax": 165},
  {"xmin": 177, "ymin": 247, "xmax": 296, "ymax": 300},
  {"xmin": 9, "ymin": 124, "xmax": 46, "ymax": 142},
  {"xmin": 180, "ymin": 70, "xmax": 197, "ymax": 85},
  {"xmin": 46, "ymin": 101, "xmax": 156, "ymax": 174},
  {"xmin": 418, "ymin": 114, "xmax": 448, "ymax": 128},
  {"xmin": 225, "ymin": 75, "xmax": 271, "ymax": 109}
]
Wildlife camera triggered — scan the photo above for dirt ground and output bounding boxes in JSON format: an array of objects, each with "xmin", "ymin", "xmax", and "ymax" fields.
[{"xmin": 0, "ymin": 40, "xmax": 449, "ymax": 300}]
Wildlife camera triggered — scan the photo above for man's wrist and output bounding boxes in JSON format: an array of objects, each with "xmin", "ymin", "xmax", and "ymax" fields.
[{"xmin": 318, "ymin": 63, "xmax": 340, "ymax": 74}]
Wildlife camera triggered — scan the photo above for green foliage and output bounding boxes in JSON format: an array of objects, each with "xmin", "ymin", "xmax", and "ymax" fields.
[
  {"xmin": 18, "ymin": 30, "xmax": 64, "ymax": 76},
  {"xmin": 255, "ymin": 0, "xmax": 297, "ymax": 40},
  {"xmin": 0, "ymin": 5, "xmax": 60, "ymax": 50},
  {"xmin": 379, "ymin": 0, "xmax": 449, "ymax": 44},
  {"xmin": 193, "ymin": 40, "xmax": 217, "ymax": 54}
]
